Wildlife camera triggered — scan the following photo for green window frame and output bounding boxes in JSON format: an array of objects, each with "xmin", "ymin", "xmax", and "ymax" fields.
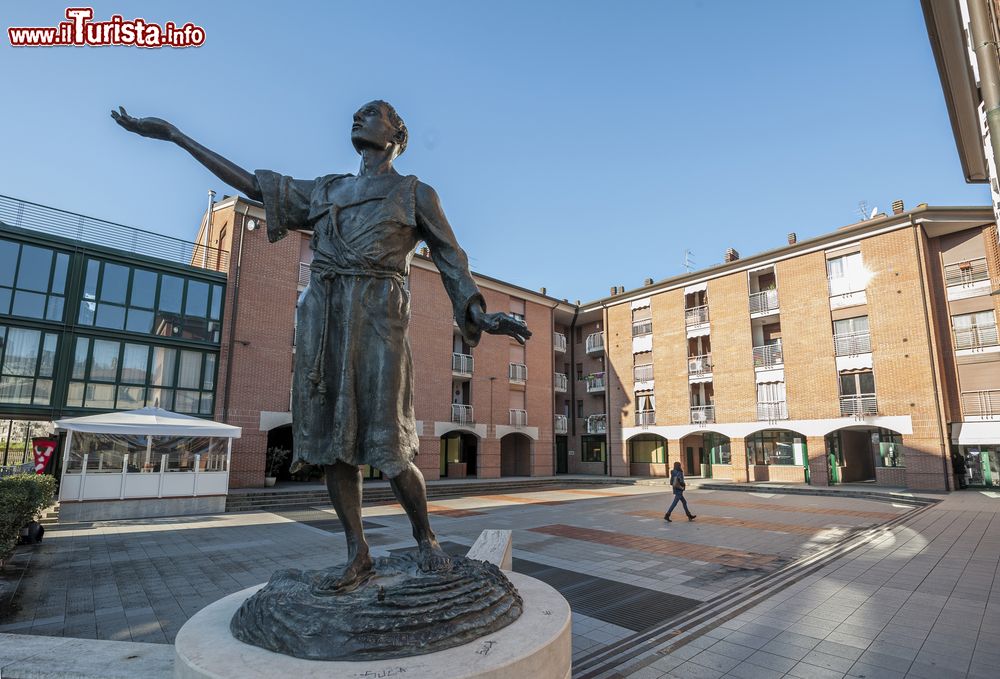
[
  {"xmin": 746, "ymin": 430, "xmax": 804, "ymax": 466},
  {"xmin": 0, "ymin": 325, "xmax": 59, "ymax": 406},
  {"xmin": 580, "ymin": 435, "xmax": 606, "ymax": 463},
  {"xmin": 629, "ymin": 435, "xmax": 666, "ymax": 463},
  {"xmin": 0, "ymin": 239, "xmax": 70, "ymax": 322},
  {"xmin": 704, "ymin": 432, "xmax": 731, "ymax": 464},
  {"xmin": 873, "ymin": 428, "xmax": 904, "ymax": 468}
]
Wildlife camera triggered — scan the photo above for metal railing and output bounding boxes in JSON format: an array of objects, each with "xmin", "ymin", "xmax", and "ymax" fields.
[
  {"xmin": 833, "ymin": 331, "xmax": 871, "ymax": 356},
  {"xmin": 0, "ymin": 462, "xmax": 34, "ymax": 479},
  {"xmin": 554, "ymin": 414, "xmax": 568, "ymax": 434},
  {"xmin": 508, "ymin": 362, "xmax": 527, "ymax": 382},
  {"xmin": 586, "ymin": 372, "xmax": 606, "ymax": 393},
  {"xmin": 962, "ymin": 390, "xmax": 1000, "ymax": 417},
  {"xmin": 509, "ymin": 409, "xmax": 528, "ymax": 427},
  {"xmin": 554, "ymin": 372, "xmax": 568, "ymax": 392},
  {"xmin": 840, "ymin": 394, "xmax": 877, "ymax": 416},
  {"xmin": 752, "ymin": 342, "xmax": 783, "ymax": 368},
  {"xmin": 452, "ymin": 352, "xmax": 474, "ymax": 375},
  {"xmin": 553, "ymin": 332, "xmax": 567, "ymax": 352},
  {"xmin": 685, "ymin": 304, "xmax": 709, "ymax": 326},
  {"xmin": 0, "ymin": 193, "xmax": 230, "ymax": 272},
  {"xmin": 635, "ymin": 410, "xmax": 655, "ymax": 426},
  {"xmin": 690, "ymin": 405, "xmax": 715, "ymax": 424},
  {"xmin": 585, "ymin": 332, "xmax": 605, "ymax": 354},
  {"xmin": 828, "ymin": 275, "xmax": 866, "ymax": 297},
  {"xmin": 748, "ymin": 289, "xmax": 779, "ymax": 315},
  {"xmin": 633, "ymin": 364, "xmax": 654, "ymax": 382},
  {"xmin": 632, "ymin": 318, "xmax": 652, "ymax": 337},
  {"xmin": 688, "ymin": 354, "xmax": 713, "ymax": 376},
  {"xmin": 954, "ymin": 324, "xmax": 1000, "ymax": 350},
  {"xmin": 756, "ymin": 401, "xmax": 788, "ymax": 421},
  {"xmin": 451, "ymin": 404, "xmax": 474, "ymax": 425},
  {"xmin": 945, "ymin": 258, "xmax": 989, "ymax": 287},
  {"xmin": 586, "ymin": 414, "xmax": 607, "ymax": 434},
  {"xmin": 298, "ymin": 261, "xmax": 311, "ymax": 287}
]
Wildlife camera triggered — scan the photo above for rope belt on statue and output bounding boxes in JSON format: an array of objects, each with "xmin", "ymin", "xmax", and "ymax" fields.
[{"xmin": 307, "ymin": 263, "xmax": 406, "ymax": 404}]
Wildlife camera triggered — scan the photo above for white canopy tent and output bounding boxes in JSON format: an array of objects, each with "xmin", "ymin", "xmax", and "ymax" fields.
[{"xmin": 55, "ymin": 407, "xmax": 241, "ymax": 507}]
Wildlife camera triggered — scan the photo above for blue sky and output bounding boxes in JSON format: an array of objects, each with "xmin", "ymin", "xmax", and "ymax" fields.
[{"xmin": 0, "ymin": 1, "xmax": 989, "ymax": 302}]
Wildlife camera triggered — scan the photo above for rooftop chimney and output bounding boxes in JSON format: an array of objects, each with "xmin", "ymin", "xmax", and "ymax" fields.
[
  {"xmin": 787, "ymin": 232, "xmax": 797, "ymax": 245},
  {"xmin": 419, "ymin": 246, "xmax": 429, "ymax": 257},
  {"xmin": 540, "ymin": 287, "xmax": 547, "ymax": 295},
  {"xmin": 892, "ymin": 199, "xmax": 904, "ymax": 215},
  {"xmin": 724, "ymin": 247, "xmax": 740, "ymax": 263},
  {"xmin": 610, "ymin": 286, "xmax": 618, "ymax": 295},
  {"xmin": 644, "ymin": 277, "xmax": 654, "ymax": 286}
]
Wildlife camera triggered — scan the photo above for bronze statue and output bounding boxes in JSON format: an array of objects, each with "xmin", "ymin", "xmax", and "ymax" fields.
[{"xmin": 112, "ymin": 102, "xmax": 530, "ymax": 599}]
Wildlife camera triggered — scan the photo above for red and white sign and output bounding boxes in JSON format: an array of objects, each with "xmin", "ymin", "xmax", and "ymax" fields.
[{"xmin": 32, "ymin": 437, "xmax": 56, "ymax": 474}]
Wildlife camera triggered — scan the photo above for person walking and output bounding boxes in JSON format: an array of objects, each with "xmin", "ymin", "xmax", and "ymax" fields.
[{"xmin": 665, "ymin": 461, "xmax": 696, "ymax": 522}]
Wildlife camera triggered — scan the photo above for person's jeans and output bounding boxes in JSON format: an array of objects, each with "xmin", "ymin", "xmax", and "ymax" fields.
[{"xmin": 667, "ymin": 492, "xmax": 690, "ymax": 516}]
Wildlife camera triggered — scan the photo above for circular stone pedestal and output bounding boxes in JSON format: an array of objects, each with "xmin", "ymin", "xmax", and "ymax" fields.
[{"xmin": 174, "ymin": 572, "xmax": 571, "ymax": 679}]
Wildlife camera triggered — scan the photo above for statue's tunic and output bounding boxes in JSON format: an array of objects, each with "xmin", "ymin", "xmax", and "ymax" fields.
[{"xmin": 255, "ymin": 170, "xmax": 483, "ymax": 476}]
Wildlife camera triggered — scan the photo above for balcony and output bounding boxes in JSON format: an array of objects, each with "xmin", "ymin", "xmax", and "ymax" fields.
[
  {"xmin": 944, "ymin": 258, "xmax": 989, "ymax": 287},
  {"xmin": 962, "ymin": 390, "xmax": 1000, "ymax": 418},
  {"xmin": 632, "ymin": 318, "xmax": 653, "ymax": 337},
  {"xmin": 451, "ymin": 404, "xmax": 474, "ymax": 425},
  {"xmin": 633, "ymin": 364, "xmax": 654, "ymax": 383},
  {"xmin": 509, "ymin": 409, "xmax": 528, "ymax": 427},
  {"xmin": 749, "ymin": 289, "xmax": 779, "ymax": 315},
  {"xmin": 586, "ymin": 414, "xmax": 607, "ymax": 434},
  {"xmin": 554, "ymin": 372, "xmax": 568, "ymax": 392},
  {"xmin": 752, "ymin": 342, "xmax": 783, "ymax": 368},
  {"xmin": 509, "ymin": 362, "xmax": 527, "ymax": 383},
  {"xmin": 685, "ymin": 304, "xmax": 709, "ymax": 327},
  {"xmin": 690, "ymin": 405, "xmax": 715, "ymax": 424},
  {"xmin": 840, "ymin": 394, "xmax": 877, "ymax": 417},
  {"xmin": 585, "ymin": 332, "xmax": 605, "ymax": 354},
  {"xmin": 833, "ymin": 331, "xmax": 871, "ymax": 356},
  {"xmin": 756, "ymin": 401, "xmax": 788, "ymax": 421},
  {"xmin": 553, "ymin": 332, "xmax": 567, "ymax": 352},
  {"xmin": 554, "ymin": 414, "xmax": 568, "ymax": 434},
  {"xmin": 586, "ymin": 372, "xmax": 606, "ymax": 393},
  {"xmin": 298, "ymin": 261, "xmax": 311, "ymax": 287},
  {"xmin": 452, "ymin": 352, "xmax": 474, "ymax": 376},
  {"xmin": 688, "ymin": 354, "xmax": 712, "ymax": 377},
  {"xmin": 635, "ymin": 410, "xmax": 655, "ymax": 426},
  {"xmin": 954, "ymin": 324, "xmax": 999, "ymax": 351}
]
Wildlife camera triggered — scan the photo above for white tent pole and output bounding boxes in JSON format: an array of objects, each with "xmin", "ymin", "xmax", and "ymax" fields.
[
  {"xmin": 119, "ymin": 451, "xmax": 128, "ymax": 500},
  {"xmin": 59, "ymin": 431, "xmax": 73, "ymax": 502},
  {"xmin": 79, "ymin": 453, "xmax": 89, "ymax": 501}
]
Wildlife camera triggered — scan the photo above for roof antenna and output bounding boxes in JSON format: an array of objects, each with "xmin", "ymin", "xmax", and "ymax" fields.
[{"xmin": 683, "ymin": 249, "xmax": 695, "ymax": 272}]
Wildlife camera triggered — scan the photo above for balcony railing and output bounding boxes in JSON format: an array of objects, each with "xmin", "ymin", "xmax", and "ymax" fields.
[
  {"xmin": 685, "ymin": 304, "xmax": 709, "ymax": 327},
  {"xmin": 961, "ymin": 390, "xmax": 1000, "ymax": 417},
  {"xmin": 749, "ymin": 289, "xmax": 779, "ymax": 315},
  {"xmin": 688, "ymin": 354, "xmax": 713, "ymax": 376},
  {"xmin": 752, "ymin": 342, "xmax": 783, "ymax": 368},
  {"xmin": 633, "ymin": 364, "xmax": 654, "ymax": 382},
  {"xmin": 828, "ymin": 276, "xmax": 866, "ymax": 297},
  {"xmin": 554, "ymin": 414, "xmax": 568, "ymax": 434},
  {"xmin": 840, "ymin": 394, "xmax": 877, "ymax": 417},
  {"xmin": 452, "ymin": 352, "xmax": 474, "ymax": 375},
  {"xmin": 756, "ymin": 401, "xmax": 788, "ymax": 421},
  {"xmin": 451, "ymin": 404, "xmax": 474, "ymax": 425},
  {"xmin": 632, "ymin": 318, "xmax": 653, "ymax": 337},
  {"xmin": 635, "ymin": 410, "xmax": 655, "ymax": 426},
  {"xmin": 945, "ymin": 258, "xmax": 989, "ymax": 287},
  {"xmin": 554, "ymin": 372, "xmax": 568, "ymax": 392},
  {"xmin": 586, "ymin": 372, "xmax": 606, "ymax": 393},
  {"xmin": 833, "ymin": 331, "xmax": 871, "ymax": 356},
  {"xmin": 954, "ymin": 324, "xmax": 1000, "ymax": 350},
  {"xmin": 690, "ymin": 405, "xmax": 715, "ymax": 424},
  {"xmin": 585, "ymin": 332, "xmax": 605, "ymax": 354},
  {"xmin": 509, "ymin": 409, "xmax": 528, "ymax": 427},
  {"xmin": 586, "ymin": 414, "xmax": 607, "ymax": 434},
  {"xmin": 553, "ymin": 332, "xmax": 567, "ymax": 352},
  {"xmin": 509, "ymin": 362, "xmax": 527, "ymax": 383}
]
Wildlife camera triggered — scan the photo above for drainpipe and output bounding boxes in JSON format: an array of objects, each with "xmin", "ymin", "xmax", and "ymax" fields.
[
  {"xmin": 969, "ymin": 0, "xmax": 1000, "ymax": 191},
  {"xmin": 201, "ymin": 190, "xmax": 215, "ymax": 268},
  {"xmin": 221, "ymin": 201, "xmax": 251, "ymax": 424}
]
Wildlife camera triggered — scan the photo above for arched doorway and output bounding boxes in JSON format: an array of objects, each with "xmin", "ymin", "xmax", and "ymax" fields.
[
  {"xmin": 681, "ymin": 431, "xmax": 730, "ymax": 478},
  {"xmin": 440, "ymin": 431, "xmax": 478, "ymax": 478},
  {"xmin": 628, "ymin": 434, "xmax": 668, "ymax": 477},
  {"xmin": 265, "ymin": 424, "xmax": 294, "ymax": 481},
  {"xmin": 825, "ymin": 426, "xmax": 902, "ymax": 484},
  {"xmin": 500, "ymin": 433, "xmax": 531, "ymax": 477},
  {"xmin": 745, "ymin": 429, "xmax": 808, "ymax": 483}
]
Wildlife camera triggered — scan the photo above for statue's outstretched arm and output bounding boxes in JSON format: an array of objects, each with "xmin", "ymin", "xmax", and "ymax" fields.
[{"xmin": 111, "ymin": 106, "xmax": 263, "ymax": 201}]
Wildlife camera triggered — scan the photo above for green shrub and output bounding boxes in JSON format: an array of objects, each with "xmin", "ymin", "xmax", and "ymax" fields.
[{"xmin": 0, "ymin": 474, "xmax": 56, "ymax": 565}]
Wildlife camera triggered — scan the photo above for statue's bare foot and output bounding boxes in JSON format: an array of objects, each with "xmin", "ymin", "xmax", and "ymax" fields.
[
  {"xmin": 417, "ymin": 539, "xmax": 452, "ymax": 573},
  {"xmin": 312, "ymin": 552, "xmax": 374, "ymax": 595}
]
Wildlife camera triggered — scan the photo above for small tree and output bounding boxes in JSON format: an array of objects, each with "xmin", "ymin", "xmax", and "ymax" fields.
[{"xmin": 265, "ymin": 446, "xmax": 290, "ymax": 479}]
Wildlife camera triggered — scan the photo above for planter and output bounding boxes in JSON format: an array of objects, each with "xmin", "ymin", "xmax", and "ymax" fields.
[
  {"xmin": 264, "ymin": 477, "xmax": 277, "ymax": 488},
  {"xmin": 17, "ymin": 521, "xmax": 44, "ymax": 546}
]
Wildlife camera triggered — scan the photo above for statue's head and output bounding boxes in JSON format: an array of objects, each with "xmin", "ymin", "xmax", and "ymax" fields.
[{"xmin": 351, "ymin": 100, "xmax": 408, "ymax": 158}]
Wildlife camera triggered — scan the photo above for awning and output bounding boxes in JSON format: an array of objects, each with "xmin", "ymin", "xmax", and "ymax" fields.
[
  {"xmin": 54, "ymin": 407, "xmax": 241, "ymax": 438},
  {"xmin": 951, "ymin": 421, "xmax": 1000, "ymax": 445}
]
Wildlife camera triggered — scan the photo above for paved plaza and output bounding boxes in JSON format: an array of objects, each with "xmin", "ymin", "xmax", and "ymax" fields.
[{"xmin": 1, "ymin": 483, "xmax": 998, "ymax": 678}]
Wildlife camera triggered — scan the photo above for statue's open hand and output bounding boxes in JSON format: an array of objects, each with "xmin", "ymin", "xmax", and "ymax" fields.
[
  {"xmin": 471, "ymin": 306, "xmax": 531, "ymax": 345},
  {"xmin": 110, "ymin": 106, "xmax": 176, "ymax": 141}
]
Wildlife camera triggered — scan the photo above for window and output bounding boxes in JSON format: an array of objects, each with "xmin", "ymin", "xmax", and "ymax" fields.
[
  {"xmin": 0, "ymin": 240, "xmax": 69, "ymax": 322},
  {"xmin": 839, "ymin": 371, "xmax": 875, "ymax": 397},
  {"xmin": 952, "ymin": 311, "xmax": 998, "ymax": 350},
  {"xmin": 576, "ymin": 363, "xmax": 584, "ymax": 381},
  {"xmin": 66, "ymin": 337, "xmax": 217, "ymax": 414},
  {"xmin": 575, "ymin": 326, "xmax": 582, "ymax": 344},
  {"xmin": 746, "ymin": 430, "xmax": 803, "ymax": 466},
  {"xmin": 0, "ymin": 326, "xmax": 58, "ymax": 406},
  {"xmin": 873, "ymin": 429, "xmax": 904, "ymax": 468},
  {"xmin": 581, "ymin": 435, "xmax": 605, "ymax": 462},
  {"xmin": 576, "ymin": 400, "xmax": 584, "ymax": 418},
  {"xmin": 629, "ymin": 435, "xmax": 666, "ymax": 463},
  {"xmin": 705, "ymin": 432, "xmax": 731, "ymax": 465},
  {"xmin": 78, "ymin": 258, "xmax": 224, "ymax": 344},
  {"xmin": 833, "ymin": 316, "xmax": 871, "ymax": 355},
  {"xmin": 827, "ymin": 252, "xmax": 866, "ymax": 295},
  {"xmin": 632, "ymin": 318, "xmax": 653, "ymax": 337},
  {"xmin": 636, "ymin": 393, "xmax": 655, "ymax": 413}
]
